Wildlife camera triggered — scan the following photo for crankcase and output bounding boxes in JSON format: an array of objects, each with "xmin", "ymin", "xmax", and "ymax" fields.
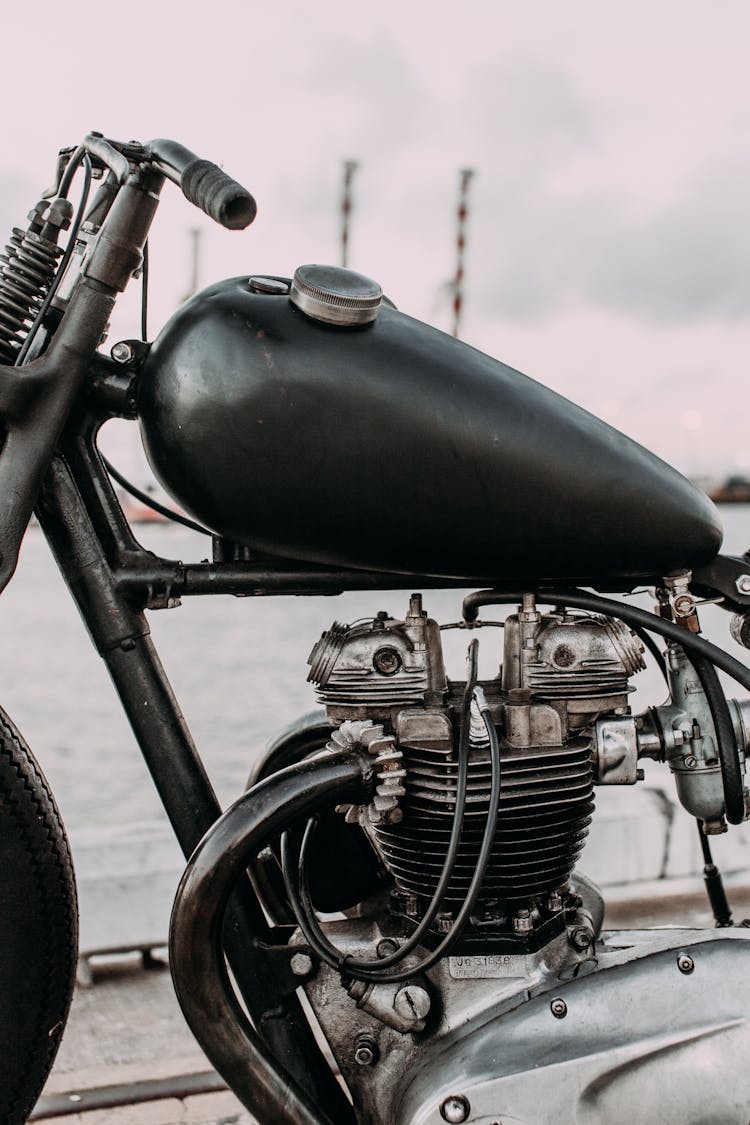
[{"xmin": 397, "ymin": 928, "xmax": 750, "ymax": 1125}]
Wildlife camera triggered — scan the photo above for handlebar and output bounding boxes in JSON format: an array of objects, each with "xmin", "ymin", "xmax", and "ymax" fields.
[
  {"xmin": 0, "ymin": 131, "xmax": 258, "ymax": 594},
  {"xmin": 146, "ymin": 138, "xmax": 257, "ymax": 229}
]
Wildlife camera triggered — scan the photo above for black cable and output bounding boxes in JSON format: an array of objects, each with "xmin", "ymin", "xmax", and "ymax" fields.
[
  {"xmin": 463, "ymin": 589, "xmax": 750, "ymax": 693},
  {"xmin": 463, "ymin": 588, "xmax": 748, "ymax": 826},
  {"xmin": 281, "ymin": 664, "xmax": 502, "ymax": 983},
  {"xmin": 632, "ymin": 626, "xmax": 742, "ymax": 822},
  {"xmin": 141, "ymin": 239, "xmax": 149, "ymax": 341},
  {"xmin": 57, "ymin": 144, "xmax": 86, "ymax": 199},
  {"xmin": 280, "ymin": 641, "xmax": 477, "ymax": 974},
  {"xmin": 698, "ymin": 821, "xmax": 713, "ymax": 867},
  {"xmin": 697, "ymin": 819, "xmax": 733, "ymax": 927},
  {"xmin": 102, "ymin": 455, "xmax": 212, "ymax": 535},
  {"xmin": 103, "ymin": 225, "xmax": 208, "ymax": 538},
  {"xmin": 633, "ymin": 626, "xmax": 670, "ymax": 688},
  {"xmin": 632, "ymin": 620, "xmax": 741, "ymax": 820},
  {"xmin": 690, "ymin": 653, "xmax": 745, "ymax": 825}
]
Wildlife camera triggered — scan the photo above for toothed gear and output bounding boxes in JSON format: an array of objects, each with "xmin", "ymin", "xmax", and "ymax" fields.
[{"xmin": 328, "ymin": 720, "xmax": 406, "ymax": 826}]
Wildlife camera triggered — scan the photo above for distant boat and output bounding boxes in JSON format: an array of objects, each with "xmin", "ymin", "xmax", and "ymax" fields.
[
  {"xmin": 707, "ymin": 476, "xmax": 750, "ymax": 504},
  {"xmin": 116, "ymin": 489, "xmax": 171, "ymax": 524}
]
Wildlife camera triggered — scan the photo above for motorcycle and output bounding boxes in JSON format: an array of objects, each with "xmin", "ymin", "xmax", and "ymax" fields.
[{"xmin": 3, "ymin": 132, "xmax": 750, "ymax": 1125}]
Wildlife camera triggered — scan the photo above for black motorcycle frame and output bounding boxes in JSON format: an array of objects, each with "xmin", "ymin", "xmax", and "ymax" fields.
[{"xmin": 6, "ymin": 135, "xmax": 750, "ymax": 1123}]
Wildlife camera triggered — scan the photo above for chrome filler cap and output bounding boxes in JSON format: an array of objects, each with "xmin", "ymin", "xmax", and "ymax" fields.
[{"xmin": 290, "ymin": 264, "xmax": 382, "ymax": 327}]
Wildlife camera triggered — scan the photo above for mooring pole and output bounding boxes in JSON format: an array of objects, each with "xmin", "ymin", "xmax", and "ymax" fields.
[
  {"xmin": 341, "ymin": 160, "xmax": 358, "ymax": 268},
  {"xmin": 453, "ymin": 168, "xmax": 474, "ymax": 338}
]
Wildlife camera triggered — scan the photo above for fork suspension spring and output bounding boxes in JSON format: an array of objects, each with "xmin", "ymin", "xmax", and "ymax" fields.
[{"xmin": 0, "ymin": 206, "xmax": 64, "ymax": 364}]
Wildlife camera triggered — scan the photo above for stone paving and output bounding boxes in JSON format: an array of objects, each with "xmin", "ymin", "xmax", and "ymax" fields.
[{"xmin": 34, "ymin": 956, "xmax": 256, "ymax": 1125}]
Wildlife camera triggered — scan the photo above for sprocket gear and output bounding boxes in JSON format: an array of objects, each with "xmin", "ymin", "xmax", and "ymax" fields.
[{"xmin": 328, "ymin": 719, "xmax": 406, "ymax": 826}]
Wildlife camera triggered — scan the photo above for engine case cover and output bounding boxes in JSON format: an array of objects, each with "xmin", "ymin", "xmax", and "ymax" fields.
[{"xmin": 138, "ymin": 277, "xmax": 722, "ymax": 581}]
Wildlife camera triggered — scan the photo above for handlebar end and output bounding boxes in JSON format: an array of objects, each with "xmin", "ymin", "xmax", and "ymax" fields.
[{"xmin": 181, "ymin": 158, "xmax": 257, "ymax": 230}]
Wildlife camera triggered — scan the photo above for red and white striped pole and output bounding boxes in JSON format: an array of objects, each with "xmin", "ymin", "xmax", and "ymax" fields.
[
  {"xmin": 453, "ymin": 168, "xmax": 475, "ymax": 338},
  {"xmin": 341, "ymin": 160, "xmax": 359, "ymax": 268}
]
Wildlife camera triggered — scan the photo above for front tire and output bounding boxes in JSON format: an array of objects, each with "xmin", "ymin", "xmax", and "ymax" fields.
[{"xmin": 0, "ymin": 707, "xmax": 78, "ymax": 1124}]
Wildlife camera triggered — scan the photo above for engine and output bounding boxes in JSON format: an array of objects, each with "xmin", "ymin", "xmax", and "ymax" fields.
[
  {"xmin": 307, "ymin": 593, "xmax": 645, "ymax": 952},
  {"xmin": 293, "ymin": 593, "xmax": 750, "ymax": 1125}
]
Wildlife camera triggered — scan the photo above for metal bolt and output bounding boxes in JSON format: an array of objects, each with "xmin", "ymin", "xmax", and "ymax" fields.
[
  {"xmin": 393, "ymin": 984, "xmax": 431, "ymax": 1024},
  {"xmin": 404, "ymin": 894, "xmax": 420, "ymax": 918},
  {"xmin": 683, "ymin": 755, "xmax": 697, "ymax": 768},
  {"xmin": 376, "ymin": 938, "xmax": 399, "ymax": 958},
  {"xmin": 289, "ymin": 952, "xmax": 313, "ymax": 977},
  {"xmin": 436, "ymin": 911, "xmax": 453, "ymax": 934},
  {"xmin": 353, "ymin": 1033, "xmax": 379, "ymax": 1067},
  {"xmin": 677, "ymin": 951, "xmax": 695, "ymax": 975},
  {"xmin": 673, "ymin": 594, "xmax": 694, "ymax": 617},
  {"xmin": 550, "ymin": 997, "xmax": 568, "ymax": 1019},
  {"xmin": 568, "ymin": 926, "xmax": 593, "ymax": 951},
  {"xmin": 111, "ymin": 341, "xmax": 133, "ymax": 364},
  {"xmin": 440, "ymin": 1094, "xmax": 471, "ymax": 1123},
  {"xmin": 513, "ymin": 908, "xmax": 533, "ymax": 935},
  {"xmin": 736, "ymin": 575, "xmax": 750, "ymax": 595}
]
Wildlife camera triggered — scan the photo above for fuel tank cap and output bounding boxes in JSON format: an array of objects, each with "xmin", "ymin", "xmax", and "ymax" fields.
[{"xmin": 290, "ymin": 263, "xmax": 382, "ymax": 327}]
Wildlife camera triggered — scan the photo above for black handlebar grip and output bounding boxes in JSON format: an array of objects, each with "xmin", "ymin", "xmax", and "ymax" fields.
[{"xmin": 181, "ymin": 159, "xmax": 257, "ymax": 229}]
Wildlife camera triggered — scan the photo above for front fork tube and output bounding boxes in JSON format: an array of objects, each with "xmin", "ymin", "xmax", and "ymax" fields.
[{"xmin": 35, "ymin": 452, "xmax": 354, "ymax": 1125}]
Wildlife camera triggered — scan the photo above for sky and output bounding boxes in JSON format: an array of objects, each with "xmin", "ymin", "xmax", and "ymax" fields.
[{"xmin": 2, "ymin": 0, "xmax": 750, "ymax": 479}]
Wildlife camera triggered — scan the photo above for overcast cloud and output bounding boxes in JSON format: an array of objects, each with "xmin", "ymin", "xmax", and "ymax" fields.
[{"xmin": 1, "ymin": 0, "xmax": 749, "ymax": 474}]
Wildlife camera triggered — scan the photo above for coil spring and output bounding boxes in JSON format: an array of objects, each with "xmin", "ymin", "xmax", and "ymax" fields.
[{"xmin": 0, "ymin": 206, "xmax": 63, "ymax": 364}]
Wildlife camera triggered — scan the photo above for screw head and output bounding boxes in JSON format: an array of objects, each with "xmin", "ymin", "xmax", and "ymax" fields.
[
  {"xmin": 289, "ymin": 952, "xmax": 313, "ymax": 977},
  {"xmin": 736, "ymin": 575, "xmax": 750, "ymax": 595},
  {"xmin": 550, "ymin": 997, "xmax": 568, "ymax": 1018},
  {"xmin": 677, "ymin": 951, "xmax": 695, "ymax": 974},
  {"xmin": 394, "ymin": 984, "xmax": 431, "ymax": 1023},
  {"xmin": 440, "ymin": 1094, "xmax": 470, "ymax": 1123}
]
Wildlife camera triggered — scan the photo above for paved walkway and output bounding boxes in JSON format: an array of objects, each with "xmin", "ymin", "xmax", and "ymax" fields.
[{"xmin": 32, "ymin": 954, "xmax": 256, "ymax": 1125}]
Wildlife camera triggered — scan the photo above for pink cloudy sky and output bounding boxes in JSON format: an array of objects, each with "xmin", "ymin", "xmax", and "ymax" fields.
[{"xmin": 2, "ymin": 0, "xmax": 749, "ymax": 479}]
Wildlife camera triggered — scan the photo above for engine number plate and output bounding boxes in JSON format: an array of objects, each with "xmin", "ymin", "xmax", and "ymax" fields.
[{"xmin": 448, "ymin": 954, "xmax": 529, "ymax": 979}]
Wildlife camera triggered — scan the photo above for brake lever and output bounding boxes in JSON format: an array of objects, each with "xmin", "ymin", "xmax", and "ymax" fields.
[
  {"xmin": 80, "ymin": 134, "xmax": 131, "ymax": 184},
  {"xmin": 44, "ymin": 134, "xmax": 135, "ymax": 199}
]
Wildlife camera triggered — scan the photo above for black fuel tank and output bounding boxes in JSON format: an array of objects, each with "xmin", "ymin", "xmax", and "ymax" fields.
[{"xmin": 137, "ymin": 276, "xmax": 722, "ymax": 582}]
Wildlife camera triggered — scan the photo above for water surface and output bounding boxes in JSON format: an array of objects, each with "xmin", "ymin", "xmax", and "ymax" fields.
[{"xmin": 1, "ymin": 507, "xmax": 747, "ymax": 836}]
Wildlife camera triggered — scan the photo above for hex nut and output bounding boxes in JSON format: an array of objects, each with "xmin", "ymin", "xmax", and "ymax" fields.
[
  {"xmin": 440, "ymin": 1094, "xmax": 471, "ymax": 1123},
  {"xmin": 550, "ymin": 997, "xmax": 568, "ymax": 1018},
  {"xmin": 353, "ymin": 1034, "xmax": 379, "ymax": 1067},
  {"xmin": 111, "ymin": 341, "xmax": 133, "ymax": 364},
  {"xmin": 289, "ymin": 952, "xmax": 313, "ymax": 977},
  {"xmin": 736, "ymin": 575, "xmax": 750, "ymax": 595},
  {"xmin": 568, "ymin": 926, "xmax": 593, "ymax": 951}
]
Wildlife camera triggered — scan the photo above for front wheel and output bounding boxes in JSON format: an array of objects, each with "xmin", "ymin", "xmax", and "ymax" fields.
[{"xmin": 0, "ymin": 707, "xmax": 78, "ymax": 1124}]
